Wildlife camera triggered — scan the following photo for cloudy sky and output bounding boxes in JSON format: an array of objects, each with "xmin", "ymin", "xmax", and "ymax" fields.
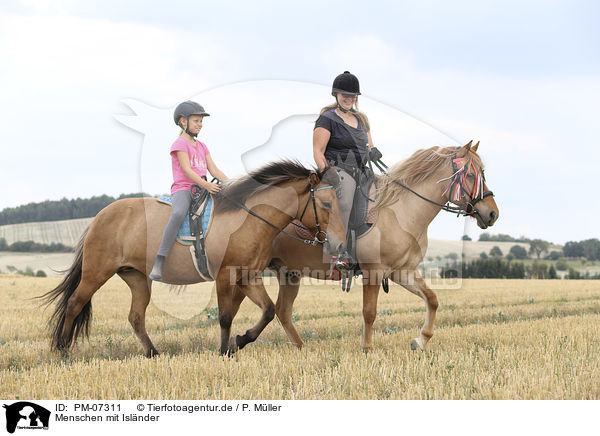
[{"xmin": 0, "ymin": 0, "xmax": 598, "ymax": 244}]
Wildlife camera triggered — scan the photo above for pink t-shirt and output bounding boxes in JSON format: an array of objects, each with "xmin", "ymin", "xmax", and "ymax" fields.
[{"xmin": 170, "ymin": 136, "xmax": 210, "ymax": 194}]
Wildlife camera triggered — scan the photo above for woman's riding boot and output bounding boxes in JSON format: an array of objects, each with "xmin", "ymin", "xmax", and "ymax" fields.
[
  {"xmin": 332, "ymin": 251, "xmax": 355, "ymax": 272},
  {"xmin": 149, "ymin": 255, "xmax": 166, "ymax": 281}
]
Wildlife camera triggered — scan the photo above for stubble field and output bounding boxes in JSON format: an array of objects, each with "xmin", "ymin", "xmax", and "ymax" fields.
[{"xmin": 0, "ymin": 275, "xmax": 598, "ymax": 399}]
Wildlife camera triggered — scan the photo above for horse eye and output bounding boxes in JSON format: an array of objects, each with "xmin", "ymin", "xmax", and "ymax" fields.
[{"xmin": 322, "ymin": 202, "xmax": 331, "ymax": 209}]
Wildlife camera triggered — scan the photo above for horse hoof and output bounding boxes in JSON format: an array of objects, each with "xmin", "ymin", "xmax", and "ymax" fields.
[
  {"xmin": 146, "ymin": 348, "xmax": 160, "ymax": 358},
  {"xmin": 227, "ymin": 336, "xmax": 239, "ymax": 355},
  {"xmin": 410, "ymin": 338, "xmax": 424, "ymax": 351}
]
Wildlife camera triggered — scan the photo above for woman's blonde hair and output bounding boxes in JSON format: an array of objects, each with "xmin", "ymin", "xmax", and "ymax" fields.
[{"xmin": 319, "ymin": 96, "xmax": 370, "ymax": 132}]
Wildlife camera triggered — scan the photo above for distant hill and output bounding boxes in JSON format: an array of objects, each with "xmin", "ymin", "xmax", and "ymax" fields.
[
  {"xmin": 0, "ymin": 193, "xmax": 151, "ymax": 225},
  {"xmin": 0, "ymin": 218, "xmax": 92, "ymax": 246}
]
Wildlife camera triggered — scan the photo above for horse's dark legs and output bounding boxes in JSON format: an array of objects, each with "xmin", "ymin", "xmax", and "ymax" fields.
[
  {"xmin": 216, "ymin": 270, "xmax": 235, "ymax": 355},
  {"xmin": 275, "ymin": 279, "xmax": 303, "ymax": 349},
  {"xmin": 118, "ymin": 270, "xmax": 158, "ymax": 358},
  {"xmin": 230, "ymin": 279, "xmax": 275, "ymax": 352},
  {"xmin": 361, "ymin": 283, "xmax": 381, "ymax": 350}
]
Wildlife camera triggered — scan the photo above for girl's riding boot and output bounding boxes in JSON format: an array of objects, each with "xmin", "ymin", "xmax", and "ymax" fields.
[{"xmin": 149, "ymin": 255, "xmax": 166, "ymax": 281}]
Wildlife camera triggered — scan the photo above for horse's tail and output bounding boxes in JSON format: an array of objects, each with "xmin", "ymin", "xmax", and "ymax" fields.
[{"xmin": 38, "ymin": 227, "xmax": 92, "ymax": 350}]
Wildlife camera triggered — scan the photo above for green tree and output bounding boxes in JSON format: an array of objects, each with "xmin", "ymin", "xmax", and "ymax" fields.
[
  {"xmin": 445, "ymin": 252, "xmax": 459, "ymax": 261},
  {"xmin": 547, "ymin": 250, "xmax": 562, "ymax": 260},
  {"xmin": 528, "ymin": 239, "xmax": 549, "ymax": 259},
  {"xmin": 563, "ymin": 241, "xmax": 584, "ymax": 258},
  {"xmin": 462, "ymin": 234, "xmax": 472, "ymax": 241},
  {"xmin": 509, "ymin": 245, "xmax": 527, "ymax": 260},
  {"xmin": 555, "ymin": 260, "xmax": 568, "ymax": 271},
  {"xmin": 581, "ymin": 239, "xmax": 600, "ymax": 261},
  {"xmin": 489, "ymin": 246, "xmax": 503, "ymax": 257}
]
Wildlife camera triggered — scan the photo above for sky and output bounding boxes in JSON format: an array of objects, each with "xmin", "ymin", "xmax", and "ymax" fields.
[{"xmin": 0, "ymin": 0, "xmax": 598, "ymax": 244}]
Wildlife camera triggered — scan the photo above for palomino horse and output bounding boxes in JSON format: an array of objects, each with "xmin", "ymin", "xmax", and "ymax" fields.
[
  {"xmin": 40, "ymin": 161, "xmax": 346, "ymax": 357},
  {"xmin": 265, "ymin": 141, "xmax": 499, "ymax": 351}
]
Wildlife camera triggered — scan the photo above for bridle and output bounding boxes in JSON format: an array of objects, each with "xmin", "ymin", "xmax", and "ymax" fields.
[
  {"xmin": 222, "ymin": 183, "xmax": 334, "ymax": 247},
  {"xmin": 391, "ymin": 149, "xmax": 494, "ymax": 217}
]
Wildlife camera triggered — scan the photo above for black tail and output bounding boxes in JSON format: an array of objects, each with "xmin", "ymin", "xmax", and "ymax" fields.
[{"xmin": 38, "ymin": 227, "xmax": 92, "ymax": 350}]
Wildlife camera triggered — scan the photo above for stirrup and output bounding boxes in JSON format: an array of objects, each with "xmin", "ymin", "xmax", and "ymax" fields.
[{"xmin": 331, "ymin": 253, "xmax": 355, "ymax": 272}]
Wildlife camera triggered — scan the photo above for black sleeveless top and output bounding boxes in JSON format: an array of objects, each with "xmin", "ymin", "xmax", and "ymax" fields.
[{"xmin": 314, "ymin": 109, "xmax": 369, "ymax": 168}]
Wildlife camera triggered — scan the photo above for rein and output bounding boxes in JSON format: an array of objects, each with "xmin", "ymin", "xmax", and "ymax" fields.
[{"xmin": 221, "ymin": 185, "xmax": 334, "ymax": 247}]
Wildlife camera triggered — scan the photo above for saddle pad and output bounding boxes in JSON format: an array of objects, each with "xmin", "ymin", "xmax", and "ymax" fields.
[{"xmin": 158, "ymin": 196, "xmax": 213, "ymax": 242}]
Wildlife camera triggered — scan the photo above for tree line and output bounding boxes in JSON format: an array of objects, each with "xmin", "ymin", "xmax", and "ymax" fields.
[
  {"xmin": 469, "ymin": 233, "xmax": 600, "ymax": 261},
  {"xmin": 562, "ymin": 239, "xmax": 600, "ymax": 261},
  {"xmin": 441, "ymin": 258, "xmax": 599, "ymax": 280},
  {"xmin": 475, "ymin": 232, "xmax": 533, "ymax": 243},
  {"xmin": 0, "ymin": 238, "xmax": 72, "ymax": 252},
  {"xmin": 0, "ymin": 193, "xmax": 150, "ymax": 225}
]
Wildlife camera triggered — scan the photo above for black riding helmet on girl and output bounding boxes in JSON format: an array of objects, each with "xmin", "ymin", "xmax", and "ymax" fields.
[{"xmin": 173, "ymin": 101, "xmax": 210, "ymax": 138}]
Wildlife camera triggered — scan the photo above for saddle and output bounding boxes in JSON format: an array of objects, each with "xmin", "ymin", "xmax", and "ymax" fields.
[
  {"xmin": 158, "ymin": 184, "xmax": 214, "ymax": 280},
  {"xmin": 188, "ymin": 184, "xmax": 213, "ymax": 280}
]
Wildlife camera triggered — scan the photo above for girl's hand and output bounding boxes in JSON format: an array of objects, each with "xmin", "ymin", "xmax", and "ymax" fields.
[{"xmin": 204, "ymin": 182, "xmax": 221, "ymax": 194}]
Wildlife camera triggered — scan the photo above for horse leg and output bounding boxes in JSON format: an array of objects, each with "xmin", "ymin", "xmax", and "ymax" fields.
[
  {"xmin": 215, "ymin": 269, "xmax": 235, "ymax": 355},
  {"xmin": 231, "ymin": 286, "xmax": 246, "ymax": 319},
  {"xmin": 362, "ymin": 283, "xmax": 380, "ymax": 351},
  {"xmin": 118, "ymin": 269, "xmax": 158, "ymax": 358},
  {"xmin": 275, "ymin": 279, "xmax": 303, "ymax": 349},
  {"xmin": 392, "ymin": 269, "xmax": 438, "ymax": 351},
  {"xmin": 231, "ymin": 279, "xmax": 276, "ymax": 352}
]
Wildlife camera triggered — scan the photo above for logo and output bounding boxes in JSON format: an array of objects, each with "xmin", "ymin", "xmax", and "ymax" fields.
[{"xmin": 3, "ymin": 402, "xmax": 50, "ymax": 433}]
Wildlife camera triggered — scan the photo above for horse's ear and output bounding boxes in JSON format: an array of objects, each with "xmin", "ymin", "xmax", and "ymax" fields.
[
  {"xmin": 457, "ymin": 140, "xmax": 473, "ymax": 157},
  {"xmin": 472, "ymin": 141, "xmax": 480, "ymax": 152},
  {"xmin": 309, "ymin": 172, "xmax": 320, "ymax": 187}
]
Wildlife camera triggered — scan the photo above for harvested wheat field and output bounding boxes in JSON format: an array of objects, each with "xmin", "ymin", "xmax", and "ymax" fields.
[{"xmin": 0, "ymin": 275, "xmax": 598, "ymax": 399}]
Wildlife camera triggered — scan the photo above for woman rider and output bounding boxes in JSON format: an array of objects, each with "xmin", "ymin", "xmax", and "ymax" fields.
[{"xmin": 314, "ymin": 71, "xmax": 377, "ymax": 268}]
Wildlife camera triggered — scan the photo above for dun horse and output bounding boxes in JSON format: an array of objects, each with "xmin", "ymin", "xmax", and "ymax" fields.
[
  {"xmin": 265, "ymin": 142, "xmax": 499, "ymax": 351},
  {"xmin": 40, "ymin": 161, "xmax": 346, "ymax": 357}
]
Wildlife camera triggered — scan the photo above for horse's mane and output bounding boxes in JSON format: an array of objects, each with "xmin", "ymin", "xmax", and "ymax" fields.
[
  {"xmin": 214, "ymin": 159, "xmax": 322, "ymax": 213},
  {"xmin": 373, "ymin": 146, "xmax": 483, "ymax": 210}
]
